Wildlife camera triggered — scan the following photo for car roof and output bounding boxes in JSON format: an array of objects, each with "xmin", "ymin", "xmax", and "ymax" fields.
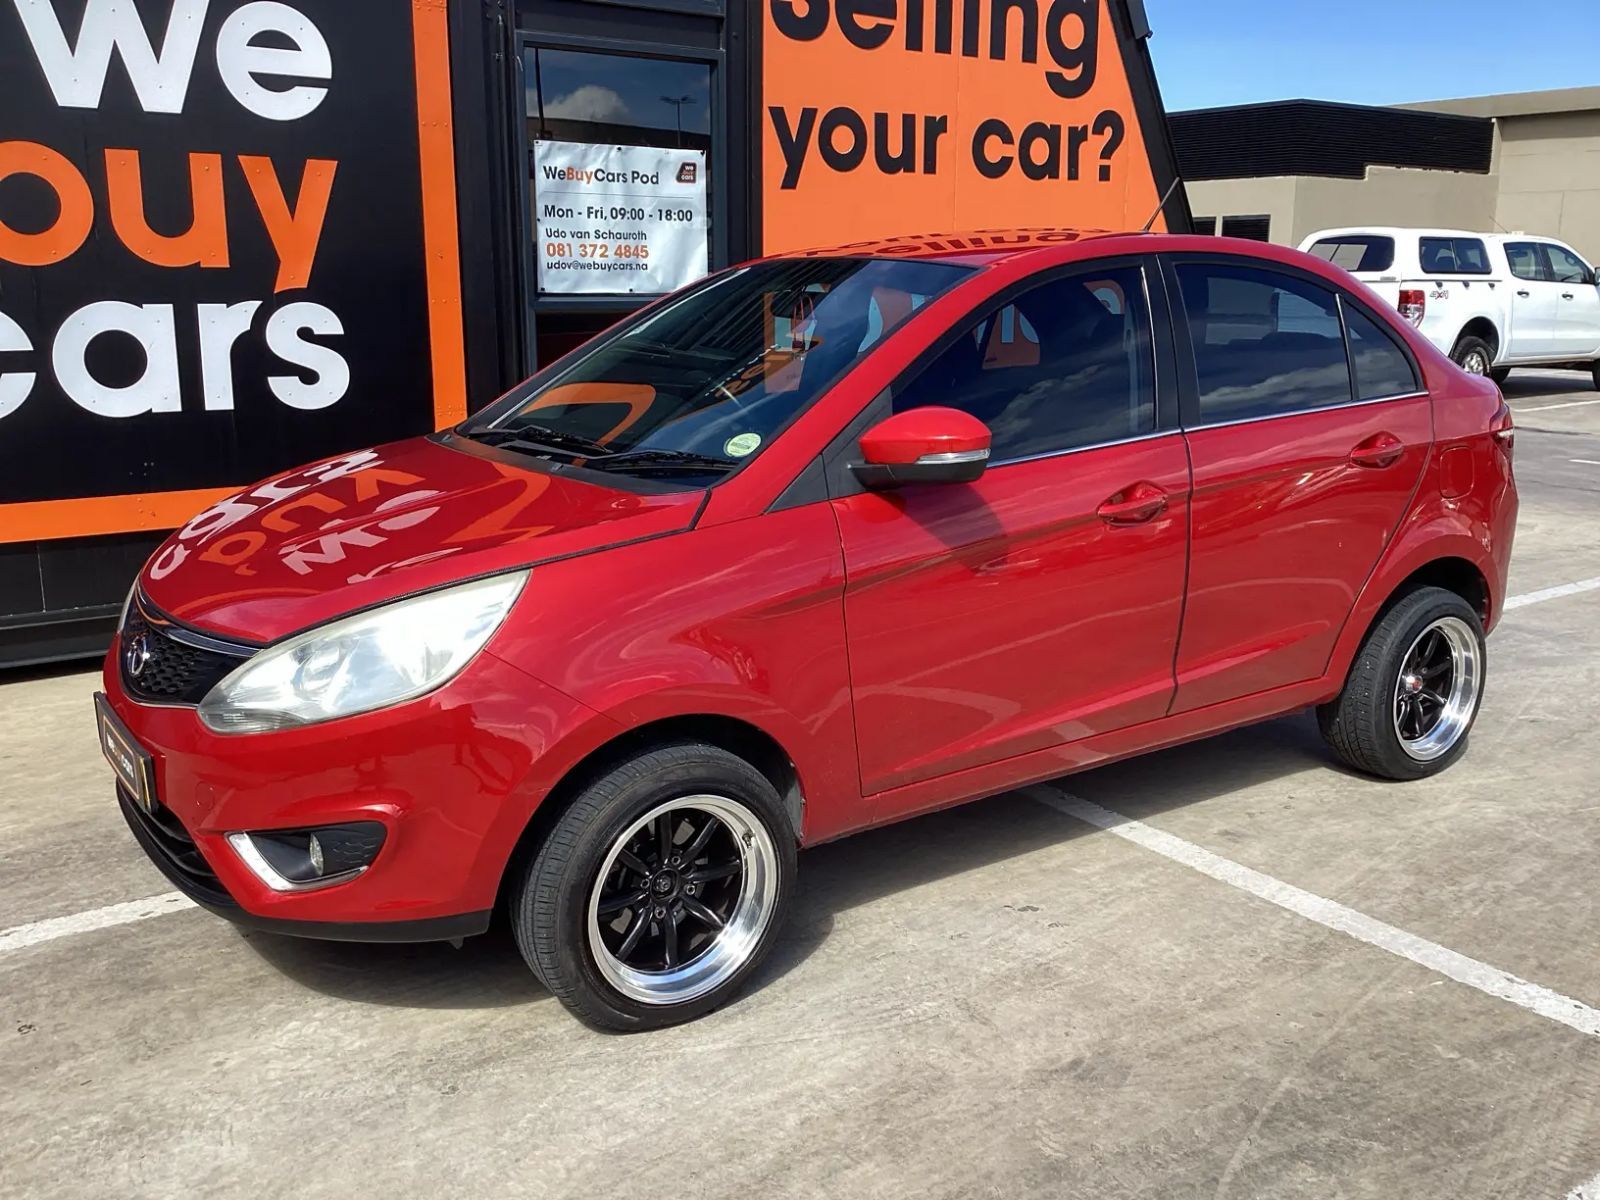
[
  {"xmin": 1306, "ymin": 226, "xmax": 1490, "ymax": 240},
  {"xmin": 782, "ymin": 228, "xmax": 1131, "ymax": 266}
]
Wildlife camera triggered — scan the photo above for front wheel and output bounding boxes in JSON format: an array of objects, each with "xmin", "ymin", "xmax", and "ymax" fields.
[
  {"xmin": 1451, "ymin": 335, "xmax": 1495, "ymax": 378},
  {"xmin": 513, "ymin": 742, "xmax": 796, "ymax": 1031},
  {"xmin": 1318, "ymin": 587, "xmax": 1486, "ymax": 781}
]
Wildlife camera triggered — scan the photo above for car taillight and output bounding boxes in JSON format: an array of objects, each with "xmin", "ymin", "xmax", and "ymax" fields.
[
  {"xmin": 1398, "ymin": 289, "xmax": 1426, "ymax": 327},
  {"xmin": 1490, "ymin": 400, "xmax": 1515, "ymax": 455}
]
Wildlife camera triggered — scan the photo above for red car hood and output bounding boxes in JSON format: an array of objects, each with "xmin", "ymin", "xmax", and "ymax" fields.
[{"xmin": 137, "ymin": 436, "xmax": 703, "ymax": 643}]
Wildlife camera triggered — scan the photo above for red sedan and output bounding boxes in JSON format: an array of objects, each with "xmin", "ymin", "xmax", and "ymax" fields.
[{"xmin": 98, "ymin": 230, "xmax": 1518, "ymax": 1030}]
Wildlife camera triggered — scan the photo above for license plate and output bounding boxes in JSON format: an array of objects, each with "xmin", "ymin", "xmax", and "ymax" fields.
[{"xmin": 95, "ymin": 693, "xmax": 156, "ymax": 814}]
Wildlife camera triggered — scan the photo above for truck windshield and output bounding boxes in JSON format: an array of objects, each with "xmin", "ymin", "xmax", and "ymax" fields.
[{"xmin": 463, "ymin": 257, "xmax": 973, "ymax": 481}]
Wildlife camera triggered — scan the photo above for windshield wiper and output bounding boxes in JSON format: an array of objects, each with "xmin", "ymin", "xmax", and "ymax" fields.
[
  {"xmin": 587, "ymin": 448, "xmax": 738, "ymax": 474},
  {"xmin": 464, "ymin": 423, "xmax": 612, "ymax": 459}
]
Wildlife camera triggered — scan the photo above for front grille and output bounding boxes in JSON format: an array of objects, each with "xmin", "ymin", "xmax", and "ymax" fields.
[
  {"xmin": 117, "ymin": 787, "xmax": 236, "ymax": 909},
  {"xmin": 120, "ymin": 595, "xmax": 252, "ymax": 705}
]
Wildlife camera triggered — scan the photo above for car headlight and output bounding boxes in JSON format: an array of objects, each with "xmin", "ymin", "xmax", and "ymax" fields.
[{"xmin": 198, "ymin": 571, "xmax": 528, "ymax": 734}]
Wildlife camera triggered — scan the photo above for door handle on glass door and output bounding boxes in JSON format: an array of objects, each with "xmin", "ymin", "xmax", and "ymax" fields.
[
  {"xmin": 1350, "ymin": 433, "xmax": 1404, "ymax": 469},
  {"xmin": 1097, "ymin": 483, "xmax": 1168, "ymax": 525}
]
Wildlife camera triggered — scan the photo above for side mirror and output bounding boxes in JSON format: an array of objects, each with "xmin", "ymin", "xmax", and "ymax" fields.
[{"xmin": 852, "ymin": 407, "xmax": 992, "ymax": 490}]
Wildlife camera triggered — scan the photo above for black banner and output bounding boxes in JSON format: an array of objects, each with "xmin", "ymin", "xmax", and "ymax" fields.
[{"xmin": 0, "ymin": 0, "xmax": 445, "ymax": 517}]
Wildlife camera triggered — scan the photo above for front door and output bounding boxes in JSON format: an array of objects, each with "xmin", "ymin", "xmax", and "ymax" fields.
[
  {"xmin": 1503, "ymin": 241, "xmax": 1561, "ymax": 360},
  {"xmin": 830, "ymin": 263, "xmax": 1190, "ymax": 804},
  {"xmin": 1165, "ymin": 258, "xmax": 1432, "ymax": 713},
  {"xmin": 1543, "ymin": 243, "xmax": 1600, "ymax": 359}
]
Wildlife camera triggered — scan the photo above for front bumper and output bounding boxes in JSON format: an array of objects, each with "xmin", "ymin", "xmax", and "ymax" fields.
[{"xmin": 101, "ymin": 640, "xmax": 608, "ymax": 940}]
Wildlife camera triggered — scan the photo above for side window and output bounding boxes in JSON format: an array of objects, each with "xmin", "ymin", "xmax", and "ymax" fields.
[
  {"xmin": 1545, "ymin": 244, "xmax": 1592, "ymax": 285},
  {"xmin": 1344, "ymin": 303, "xmax": 1419, "ymax": 400},
  {"xmin": 1420, "ymin": 237, "xmax": 1491, "ymax": 276},
  {"xmin": 1505, "ymin": 242, "xmax": 1547, "ymax": 282},
  {"xmin": 1177, "ymin": 263, "xmax": 1351, "ymax": 423},
  {"xmin": 892, "ymin": 265, "xmax": 1156, "ymax": 461}
]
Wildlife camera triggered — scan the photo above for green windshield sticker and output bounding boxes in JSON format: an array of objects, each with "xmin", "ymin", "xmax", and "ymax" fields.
[{"xmin": 724, "ymin": 433, "xmax": 762, "ymax": 458}]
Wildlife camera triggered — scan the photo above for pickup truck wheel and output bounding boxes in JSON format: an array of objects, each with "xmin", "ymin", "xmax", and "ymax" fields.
[
  {"xmin": 1491, "ymin": 367, "xmax": 1511, "ymax": 386},
  {"xmin": 1450, "ymin": 336, "xmax": 1494, "ymax": 377},
  {"xmin": 1591, "ymin": 362, "xmax": 1600, "ymax": 391},
  {"xmin": 1318, "ymin": 587, "xmax": 1486, "ymax": 782},
  {"xmin": 512, "ymin": 742, "xmax": 795, "ymax": 1031}
]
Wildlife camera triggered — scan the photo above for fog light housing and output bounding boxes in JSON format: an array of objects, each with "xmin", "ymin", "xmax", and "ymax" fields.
[{"xmin": 226, "ymin": 822, "xmax": 387, "ymax": 892}]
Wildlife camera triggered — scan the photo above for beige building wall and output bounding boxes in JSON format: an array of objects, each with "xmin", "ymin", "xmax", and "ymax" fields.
[
  {"xmin": 1187, "ymin": 168, "xmax": 1499, "ymax": 249},
  {"xmin": 1187, "ymin": 88, "xmax": 1600, "ymax": 261},
  {"xmin": 1493, "ymin": 111, "xmax": 1600, "ymax": 258}
]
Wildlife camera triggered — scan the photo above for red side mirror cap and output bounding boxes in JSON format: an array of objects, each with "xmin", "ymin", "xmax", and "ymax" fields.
[{"xmin": 855, "ymin": 407, "xmax": 992, "ymax": 488}]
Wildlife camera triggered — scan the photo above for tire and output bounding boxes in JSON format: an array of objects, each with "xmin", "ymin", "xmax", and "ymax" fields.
[
  {"xmin": 1318, "ymin": 587, "xmax": 1486, "ymax": 782},
  {"xmin": 1591, "ymin": 361, "xmax": 1600, "ymax": 391},
  {"xmin": 1451, "ymin": 335, "xmax": 1495, "ymax": 378},
  {"xmin": 1490, "ymin": 367, "xmax": 1511, "ymax": 386},
  {"xmin": 513, "ymin": 742, "xmax": 796, "ymax": 1031}
]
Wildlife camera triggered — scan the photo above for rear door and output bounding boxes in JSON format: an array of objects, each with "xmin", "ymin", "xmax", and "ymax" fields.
[
  {"xmin": 1503, "ymin": 241, "xmax": 1561, "ymax": 359},
  {"xmin": 830, "ymin": 259, "xmax": 1191, "ymax": 805},
  {"xmin": 1164, "ymin": 256, "xmax": 1432, "ymax": 713},
  {"xmin": 1542, "ymin": 243, "xmax": 1600, "ymax": 358}
]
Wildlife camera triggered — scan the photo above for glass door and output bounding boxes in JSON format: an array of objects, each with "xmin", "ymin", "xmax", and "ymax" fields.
[{"xmin": 518, "ymin": 40, "xmax": 722, "ymax": 368}]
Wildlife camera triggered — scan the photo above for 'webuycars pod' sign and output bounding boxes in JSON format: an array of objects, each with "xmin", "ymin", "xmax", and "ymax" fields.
[
  {"xmin": 762, "ymin": 0, "xmax": 1183, "ymax": 251},
  {"xmin": 0, "ymin": 0, "xmax": 464, "ymax": 540}
]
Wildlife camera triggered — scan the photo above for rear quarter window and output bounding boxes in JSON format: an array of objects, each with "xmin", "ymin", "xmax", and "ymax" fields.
[{"xmin": 1309, "ymin": 236, "xmax": 1396, "ymax": 273}]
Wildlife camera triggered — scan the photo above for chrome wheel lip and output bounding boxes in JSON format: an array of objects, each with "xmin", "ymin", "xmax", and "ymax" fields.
[
  {"xmin": 1394, "ymin": 616, "xmax": 1482, "ymax": 762},
  {"xmin": 587, "ymin": 795, "xmax": 778, "ymax": 1007}
]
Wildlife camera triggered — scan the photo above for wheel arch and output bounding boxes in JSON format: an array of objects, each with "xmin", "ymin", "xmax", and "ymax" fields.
[
  {"xmin": 1375, "ymin": 557, "xmax": 1490, "ymax": 626},
  {"xmin": 493, "ymin": 713, "xmax": 805, "ymax": 915},
  {"xmin": 1455, "ymin": 316, "xmax": 1501, "ymax": 360},
  {"xmin": 1327, "ymin": 541, "xmax": 1495, "ymax": 699}
]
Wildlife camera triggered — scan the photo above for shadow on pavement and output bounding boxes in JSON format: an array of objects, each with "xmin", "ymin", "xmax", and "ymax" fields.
[
  {"xmin": 242, "ymin": 710, "xmax": 1337, "ymax": 1014},
  {"xmin": 1500, "ymin": 371, "xmax": 1594, "ymax": 400}
]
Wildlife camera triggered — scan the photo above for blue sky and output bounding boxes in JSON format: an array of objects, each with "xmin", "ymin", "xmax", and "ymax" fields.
[{"xmin": 1147, "ymin": 0, "xmax": 1600, "ymax": 111}]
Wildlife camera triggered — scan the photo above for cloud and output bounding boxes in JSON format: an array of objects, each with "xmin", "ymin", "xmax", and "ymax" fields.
[{"xmin": 543, "ymin": 85, "xmax": 631, "ymax": 124}]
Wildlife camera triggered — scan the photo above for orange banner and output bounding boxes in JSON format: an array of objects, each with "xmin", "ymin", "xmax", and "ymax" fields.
[{"xmin": 762, "ymin": 0, "xmax": 1163, "ymax": 252}]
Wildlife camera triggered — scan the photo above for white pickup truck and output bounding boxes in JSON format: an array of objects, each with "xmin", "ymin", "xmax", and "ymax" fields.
[{"xmin": 1300, "ymin": 227, "xmax": 1600, "ymax": 388}]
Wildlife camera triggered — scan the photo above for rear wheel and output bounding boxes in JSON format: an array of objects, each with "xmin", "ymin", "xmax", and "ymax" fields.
[
  {"xmin": 1491, "ymin": 367, "xmax": 1511, "ymax": 386},
  {"xmin": 1318, "ymin": 587, "xmax": 1486, "ymax": 781},
  {"xmin": 513, "ymin": 742, "xmax": 795, "ymax": 1031},
  {"xmin": 1451, "ymin": 335, "xmax": 1495, "ymax": 378}
]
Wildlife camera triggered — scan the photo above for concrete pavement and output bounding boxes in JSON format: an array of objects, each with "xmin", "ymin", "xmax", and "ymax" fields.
[{"xmin": 4, "ymin": 371, "xmax": 1600, "ymax": 1199}]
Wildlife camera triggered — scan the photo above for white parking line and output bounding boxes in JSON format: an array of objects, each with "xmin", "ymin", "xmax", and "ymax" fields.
[
  {"xmin": 1504, "ymin": 577, "xmax": 1600, "ymax": 611},
  {"xmin": 1030, "ymin": 788, "xmax": 1600, "ymax": 1040},
  {"xmin": 1571, "ymin": 459, "xmax": 1600, "ymax": 467},
  {"xmin": 1514, "ymin": 398, "xmax": 1600, "ymax": 414},
  {"xmin": 3, "ymin": 570, "xmax": 1599, "ymax": 960},
  {"xmin": 0, "ymin": 892, "xmax": 191, "ymax": 956},
  {"xmin": 1569, "ymin": 1172, "xmax": 1600, "ymax": 1200}
]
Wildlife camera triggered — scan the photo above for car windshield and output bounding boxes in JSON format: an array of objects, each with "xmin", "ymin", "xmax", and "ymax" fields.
[{"xmin": 463, "ymin": 257, "xmax": 973, "ymax": 481}]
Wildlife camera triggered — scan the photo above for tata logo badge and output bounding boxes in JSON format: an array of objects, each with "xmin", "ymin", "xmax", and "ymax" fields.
[
  {"xmin": 676, "ymin": 161, "xmax": 697, "ymax": 184},
  {"xmin": 124, "ymin": 633, "xmax": 154, "ymax": 679}
]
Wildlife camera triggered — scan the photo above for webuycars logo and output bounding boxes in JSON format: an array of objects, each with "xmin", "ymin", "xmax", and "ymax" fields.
[{"xmin": 0, "ymin": 0, "xmax": 445, "ymax": 523}]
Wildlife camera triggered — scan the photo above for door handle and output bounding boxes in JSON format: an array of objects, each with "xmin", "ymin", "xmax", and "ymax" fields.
[
  {"xmin": 1563, "ymin": 292, "xmax": 1576, "ymax": 300},
  {"xmin": 1097, "ymin": 482, "xmax": 1168, "ymax": 525},
  {"xmin": 1517, "ymin": 290, "xmax": 1531, "ymax": 298},
  {"xmin": 1350, "ymin": 432, "xmax": 1404, "ymax": 469}
]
